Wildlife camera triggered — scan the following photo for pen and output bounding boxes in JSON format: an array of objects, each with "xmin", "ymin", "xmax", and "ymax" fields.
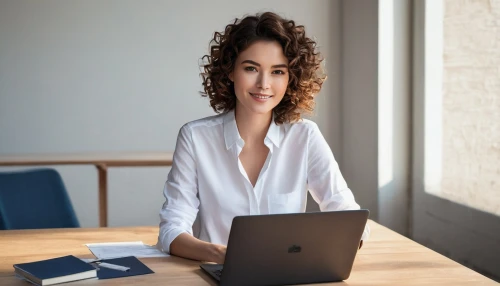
[
  {"xmin": 82, "ymin": 259, "xmax": 130, "ymax": 272},
  {"xmin": 95, "ymin": 262, "xmax": 130, "ymax": 272}
]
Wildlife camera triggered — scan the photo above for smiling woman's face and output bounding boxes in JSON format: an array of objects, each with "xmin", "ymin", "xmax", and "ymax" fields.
[{"xmin": 229, "ymin": 40, "xmax": 289, "ymax": 118}]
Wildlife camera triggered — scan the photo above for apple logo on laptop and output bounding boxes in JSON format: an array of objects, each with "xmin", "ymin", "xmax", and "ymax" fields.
[{"xmin": 288, "ymin": 245, "xmax": 302, "ymax": 253}]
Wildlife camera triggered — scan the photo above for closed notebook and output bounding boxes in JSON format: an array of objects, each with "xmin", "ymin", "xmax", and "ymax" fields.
[{"xmin": 13, "ymin": 255, "xmax": 97, "ymax": 286}]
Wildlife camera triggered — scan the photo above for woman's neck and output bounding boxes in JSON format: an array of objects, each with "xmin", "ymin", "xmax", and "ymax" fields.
[{"xmin": 234, "ymin": 107, "xmax": 272, "ymax": 146}]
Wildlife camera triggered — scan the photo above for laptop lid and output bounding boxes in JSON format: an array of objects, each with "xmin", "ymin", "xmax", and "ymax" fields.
[{"xmin": 218, "ymin": 209, "xmax": 369, "ymax": 286}]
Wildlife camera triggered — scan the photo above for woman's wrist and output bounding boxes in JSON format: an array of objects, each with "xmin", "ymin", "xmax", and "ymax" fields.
[{"xmin": 206, "ymin": 243, "xmax": 226, "ymax": 264}]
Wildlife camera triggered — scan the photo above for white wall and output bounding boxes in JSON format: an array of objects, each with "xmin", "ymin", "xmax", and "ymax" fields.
[
  {"xmin": 377, "ymin": 0, "xmax": 411, "ymax": 236},
  {"xmin": 340, "ymin": 0, "xmax": 380, "ymax": 221},
  {"xmin": 0, "ymin": 0, "xmax": 342, "ymax": 227},
  {"xmin": 412, "ymin": 0, "xmax": 500, "ymax": 280}
]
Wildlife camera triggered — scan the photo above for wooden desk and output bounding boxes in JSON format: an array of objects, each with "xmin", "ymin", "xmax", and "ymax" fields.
[
  {"xmin": 0, "ymin": 220, "xmax": 496, "ymax": 285},
  {"xmin": 0, "ymin": 152, "xmax": 173, "ymax": 227}
]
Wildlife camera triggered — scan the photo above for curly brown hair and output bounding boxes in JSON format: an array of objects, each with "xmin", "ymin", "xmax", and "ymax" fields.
[{"xmin": 200, "ymin": 12, "xmax": 326, "ymax": 124}]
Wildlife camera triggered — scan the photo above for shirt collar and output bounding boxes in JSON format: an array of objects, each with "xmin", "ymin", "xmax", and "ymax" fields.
[
  {"xmin": 266, "ymin": 112, "xmax": 281, "ymax": 148},
  {"xmin": 223, "ymin": 110, "xmax": 281, "ymax": 150},
  {"xmin": 223, "ymin": 110, "xmax": 241, "ymax": 150}
]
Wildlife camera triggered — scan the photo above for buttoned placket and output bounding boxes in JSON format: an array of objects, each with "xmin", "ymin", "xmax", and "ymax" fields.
[
  {"xmin": 234, "ymin": 137, "xmax": 274, "ymax": 215},
  {"xmin": 256, "ymin": 138, "xmax": 274, "ymax": 204}
]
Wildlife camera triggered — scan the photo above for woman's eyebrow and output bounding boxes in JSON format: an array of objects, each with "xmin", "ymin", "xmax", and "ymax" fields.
[
  {"xmin": 241, "ymin": 60, "xmax": 288, "ymax": 69},
  {"xmin": 271, "ymin": 64, "xmax": 288, "ymax": 69}
]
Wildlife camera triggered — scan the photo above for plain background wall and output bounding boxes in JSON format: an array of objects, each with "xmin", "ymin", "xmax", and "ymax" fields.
[
  {"xmin": 340, "ymin": 0, "xmax": 379, "ymax": 224},
  {"xmin": 0, "ymin": 0, "xmax": 343, "ymax": 227}
]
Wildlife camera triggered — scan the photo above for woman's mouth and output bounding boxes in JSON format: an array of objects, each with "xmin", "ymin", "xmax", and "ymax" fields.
[{"xmin": 250, "ymin": 93, "xmax": 273, "ymax": 99}]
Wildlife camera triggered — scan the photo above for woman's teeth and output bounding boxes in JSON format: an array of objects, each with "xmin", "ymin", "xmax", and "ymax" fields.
[{"xmin": 251, "ymin": 93, "xmax": 272, "ymax": 99}]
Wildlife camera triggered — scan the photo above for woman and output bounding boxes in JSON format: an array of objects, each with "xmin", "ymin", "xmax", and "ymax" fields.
[{"xmin": 158, "ymin": 11, "xmax": 368, "ymax": 264}]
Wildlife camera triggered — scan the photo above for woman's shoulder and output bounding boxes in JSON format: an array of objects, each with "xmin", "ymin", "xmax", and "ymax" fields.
[
  {"xmin": 280, "ymin": 119, "xmax": 323, "ymax": 147},
  {"xmin": 286, "ymin": 118, "xmax": 320, "ymax": 133},
  {"xmin": 181, "ymin": 113, "xmax": 226, "ymax": 132}
]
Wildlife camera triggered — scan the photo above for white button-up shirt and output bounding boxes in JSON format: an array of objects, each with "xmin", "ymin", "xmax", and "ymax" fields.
[{"xmin": 158, "ymin": 110, "xmax": 368, "ymax": 253}]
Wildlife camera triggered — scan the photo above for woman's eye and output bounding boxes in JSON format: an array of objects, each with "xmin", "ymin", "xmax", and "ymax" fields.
[
  {"xmin": 244, "ymin": 66, "xmax": 257, "ymax": 72},
  {"xmin": 272, "ymin": 70, "xmax": 286, "ymax": 75}
]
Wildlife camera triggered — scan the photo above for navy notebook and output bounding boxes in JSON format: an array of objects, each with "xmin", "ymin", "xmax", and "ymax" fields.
[
  {"xmin": 13, "ymin": 255, "xmax": 97, "ymax": 286},
  {"xmin": 95, "ymin": 256, "xmax": 154, "ymax": 279}
]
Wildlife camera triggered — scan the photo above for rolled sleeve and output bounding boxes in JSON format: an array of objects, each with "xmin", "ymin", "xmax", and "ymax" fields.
[{"xmin": 158, "ymin": 125, "xmax": 199, "ymax": 253}]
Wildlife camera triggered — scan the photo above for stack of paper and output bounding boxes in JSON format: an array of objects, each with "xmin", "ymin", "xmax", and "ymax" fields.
[{"xmin": 85, "ymin": 241, "xmax": 169, "ymax": 260}]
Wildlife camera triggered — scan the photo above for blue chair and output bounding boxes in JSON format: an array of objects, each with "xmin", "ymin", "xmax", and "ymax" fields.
[{"xmin": 0, "ymin": 168, "xmax": 80, "ymax": 230}]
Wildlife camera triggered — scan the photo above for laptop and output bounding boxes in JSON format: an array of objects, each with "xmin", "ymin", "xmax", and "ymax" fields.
[{"xmin": 200, "ymin": 209, "xmax": 369, "ymax": 286}]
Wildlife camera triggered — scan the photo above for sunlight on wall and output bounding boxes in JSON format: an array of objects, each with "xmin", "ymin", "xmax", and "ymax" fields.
[
  {"xmin": 378, "ymin": 0, "xmax": 394, "ymax": 188},
  {"xmin": 425, "ymin": 0, "xmax": 500, "ymax": 216}
]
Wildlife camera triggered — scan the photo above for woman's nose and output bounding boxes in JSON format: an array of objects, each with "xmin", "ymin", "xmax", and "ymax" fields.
[{"xmin": 256, "ymin": 73, "xmax": 271, "ymax": 89}]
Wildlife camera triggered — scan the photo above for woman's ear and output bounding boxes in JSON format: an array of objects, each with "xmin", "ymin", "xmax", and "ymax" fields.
[{"xmin": 228, "ymin": 72, "xmax": 234, "ymax": 82}]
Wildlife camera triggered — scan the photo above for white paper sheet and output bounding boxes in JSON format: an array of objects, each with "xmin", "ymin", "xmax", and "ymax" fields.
[{"xmin": 85, "ymin": 241, "xmax": 169, "ymax": 259}]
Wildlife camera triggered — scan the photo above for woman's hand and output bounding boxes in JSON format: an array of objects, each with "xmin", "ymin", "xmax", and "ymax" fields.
[
  {"xmin": 170, "ymin": 233, "xmax": 227, "ymax": 263},
  {"xmin": 209, "ymin": 244, "xmax": 227, "ymax": 264}
]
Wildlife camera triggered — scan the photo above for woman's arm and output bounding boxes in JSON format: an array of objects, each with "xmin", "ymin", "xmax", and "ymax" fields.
[
  {"xmin": 170, "ymin": 233, "xmax": 227, "ymax": 264},
  {"xmin": 306, "ymin": 122, "xmax": 370, "ymax": 241},
  {"xmin": 159, "ymin": 125, "xmax": 208, "ymax": 256}
]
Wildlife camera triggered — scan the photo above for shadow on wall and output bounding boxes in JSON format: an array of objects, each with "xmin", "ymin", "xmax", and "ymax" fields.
[{"xmin": 413, "ymin": 193, "xmax": 500, "ymax": 282}]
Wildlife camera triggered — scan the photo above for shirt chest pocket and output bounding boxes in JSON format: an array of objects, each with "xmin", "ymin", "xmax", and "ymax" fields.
[{"xmin": 267, "ymin": 191, "xmax": 304, "ymax": 214}]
